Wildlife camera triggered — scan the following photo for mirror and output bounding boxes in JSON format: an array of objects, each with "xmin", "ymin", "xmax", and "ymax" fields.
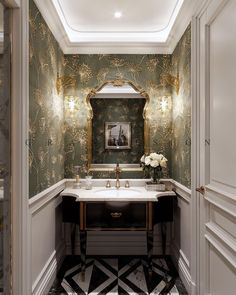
[{"xmin": 86, "ymin": 79, "xmax": 150, "ymax": 172}]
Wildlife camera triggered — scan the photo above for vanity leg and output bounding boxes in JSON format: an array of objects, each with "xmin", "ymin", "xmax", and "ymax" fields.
[
  {"xmin": 160, "ymin": 223, "xmax": 167, "ymax": 255},
  {"xmin": 147, "ymin": 230, "xmax": 153, "ymax": 275},
  {"xmin": 80, "ymin": 230, "xmax": 87, "ymax": 281},
  {"xmin": 71, "ymin": 223, "xmax": 76, "ymax": 255}
]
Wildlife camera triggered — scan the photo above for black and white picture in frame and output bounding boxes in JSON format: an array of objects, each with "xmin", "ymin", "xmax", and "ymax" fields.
[{"xmin": 105, "ymin": 122, "xmax": 131, "ymax": 150}]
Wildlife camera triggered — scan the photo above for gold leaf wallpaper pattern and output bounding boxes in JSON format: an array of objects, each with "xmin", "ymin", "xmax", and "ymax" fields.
[
  {"xmin": 29, "ymin": 0, "xmax": 191, "ymax": 197},
  {"xmin": 29, "ymin": 0, "xmax": 65, "ymax": 198},
  {"xmin": 63, "ymin": 54, "xmax": 173, "ymax": 179},
  {"xmin": 171, "ymin": 25, "xmax": 191, "ymax": 188}
]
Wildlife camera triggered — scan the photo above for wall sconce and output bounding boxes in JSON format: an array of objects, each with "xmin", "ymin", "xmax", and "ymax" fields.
[
  {"xmin": 159, "ymin": 96, "xmax": 171, "ymax": 113},
  {"xmin": 65, "ymin": 95, "xmax": 78, "ymax": 113},
  {"xmin": 68, "ymin": 97, "xmax": 75, "ymax": 111}
]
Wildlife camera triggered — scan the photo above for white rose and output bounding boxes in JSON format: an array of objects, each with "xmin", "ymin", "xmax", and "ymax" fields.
[
  {"xmin": 144, "ymin": 156, "xmax": 151, "ymax": 166},
  {"xmin": 160, "ymin": 159, "xmax": 167, "ymax": 168},
  {"xmin": 140, "ymin": 155, "xmax": 145, "ymax": 163},
  {"xmin": 150, "ymin": 152, "xmax": 159, "ymax": 160},
  {"xmin": 150, "ymin": 159, "xmax": 159, "ymax": 168}
]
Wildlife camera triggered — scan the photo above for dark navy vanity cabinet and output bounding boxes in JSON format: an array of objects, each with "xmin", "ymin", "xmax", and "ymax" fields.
[
  {"xmin": 85, "ymin": 202, "xmax": 147, "ymax": 229},
  {"xmin": 61, "ymin": 196, "xmax": 174, "ymax": 279}
]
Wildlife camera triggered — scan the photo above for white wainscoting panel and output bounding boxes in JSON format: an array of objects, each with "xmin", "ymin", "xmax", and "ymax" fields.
[
  {"xmin": 29, "ymin": 180, "xmax": 66, "ymax": 295},
  {"xmin": 171, "ymin": 181, "xmax": 191, "ymax": 294}
]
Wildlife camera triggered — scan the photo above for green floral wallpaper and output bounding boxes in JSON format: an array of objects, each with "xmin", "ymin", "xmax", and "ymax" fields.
[
  {"xmin": 29, "ymin": 0, "xmax": 191, "ymax": 196},
  {"xmin": 171, "ymin": 25, "xmax": 191, "ymax": 188},
  {"xmin": 63, "ymin": 54, "xmax": 173, "ymax": 178},
  {"xmin": 29, "ymin": 0, "xmax": 65, "ymax": 198},
  {"xmin": 91, "ymin": 98, "xmax": 145, "ymax": 164}
]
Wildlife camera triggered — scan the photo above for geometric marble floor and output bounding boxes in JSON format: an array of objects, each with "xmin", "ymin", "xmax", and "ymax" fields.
[{"xmin": 48, "ymin": 256, "xmax": 188, "ymax": 295}]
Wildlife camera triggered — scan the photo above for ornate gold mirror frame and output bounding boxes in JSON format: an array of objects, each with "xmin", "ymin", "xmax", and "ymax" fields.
[{"xmin": 86, "ymin": 79, "xmax": 150, "ymax": 171}]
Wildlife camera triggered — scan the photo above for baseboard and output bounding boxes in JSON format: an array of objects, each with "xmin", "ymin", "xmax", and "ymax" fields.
[
  {"xmin": 172, "ymin": 243, "xmax": 191, "ymax": 294},
  {"xmin": 32, "ymin": 242, "xmax": 65, "ymax": 295}
]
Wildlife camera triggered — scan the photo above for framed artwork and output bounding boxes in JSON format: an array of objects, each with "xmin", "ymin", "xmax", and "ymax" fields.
[{"xmin": 105, "ymin": 122, "xmax": 131, "ymax": 150}]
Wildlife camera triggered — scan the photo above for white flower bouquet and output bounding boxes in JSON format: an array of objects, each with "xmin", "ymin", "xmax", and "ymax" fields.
[{"xmin": 140, "ymin": 152, "xmax": 167, "ymax": 183}]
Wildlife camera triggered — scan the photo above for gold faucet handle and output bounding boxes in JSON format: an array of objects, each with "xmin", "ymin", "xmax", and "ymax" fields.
[
  {"xmin": 106, "ymin": 180, "xmax": 111, "ymax": 188},
  {"xmin": 114, "ymin": 163, "xmax": 122, "ymax": 173},
  {"xmin": 125, "ymin": 181, "xmax": 130, "ymax": 188}
]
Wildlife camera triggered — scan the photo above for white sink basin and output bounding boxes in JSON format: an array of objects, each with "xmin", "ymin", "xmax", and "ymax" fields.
[{"xmin": 95, "ymin": 188, "xmax": 141, "ymax": 198}]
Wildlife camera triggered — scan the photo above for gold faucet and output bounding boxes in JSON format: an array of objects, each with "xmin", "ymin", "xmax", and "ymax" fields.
[{"xmin": 114, "ymin": 163, "xmax": 121, "ymax": 189}]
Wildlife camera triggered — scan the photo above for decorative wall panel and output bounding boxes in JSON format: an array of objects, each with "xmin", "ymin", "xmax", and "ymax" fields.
[{"xmin": 29, "ymin": 0, "xmax": 65, "ymax": 197}]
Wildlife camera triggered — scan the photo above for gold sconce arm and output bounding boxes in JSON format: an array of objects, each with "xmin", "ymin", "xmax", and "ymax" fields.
[
  {"xmin": 56, "ymin": 74, "xmax": 77, "ymax": 95},
  {"xmin": 160, "ymin": 73, "xmax": 180, "ymax": 95}
]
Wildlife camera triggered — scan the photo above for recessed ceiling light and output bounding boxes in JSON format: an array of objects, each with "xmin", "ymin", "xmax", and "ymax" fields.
[{"xmin": 114, "ymin": 11, "xmax": 122, "ymax": 18}]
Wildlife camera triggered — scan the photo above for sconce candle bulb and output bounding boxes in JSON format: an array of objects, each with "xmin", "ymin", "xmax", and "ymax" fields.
[
  {"xmin": 68, "ymin": 97, "xmax": 75, "ymax": 111},
  {"xmin": 160, "ymin": 97, "xmax": 168, "ymax": 112}
]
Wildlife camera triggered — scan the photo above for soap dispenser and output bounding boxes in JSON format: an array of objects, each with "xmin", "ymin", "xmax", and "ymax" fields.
[{"xmin": 73, "ymin": 165, "xmax": 81, "ymax": 188}]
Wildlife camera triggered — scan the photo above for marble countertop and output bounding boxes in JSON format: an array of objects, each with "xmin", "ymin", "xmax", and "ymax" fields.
[{"xmin": 60, "ymin": 183, "xmax": 176, "ymax": 202}]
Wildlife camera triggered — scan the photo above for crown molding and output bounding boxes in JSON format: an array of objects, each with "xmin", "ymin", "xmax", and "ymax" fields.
[
  {"xmin": 34, "ymin": 0, "xmax": 205, "ymax": 54},
  {"xmin": 3, "ymin": 0, "xmax": 20, "ymax": 7}
]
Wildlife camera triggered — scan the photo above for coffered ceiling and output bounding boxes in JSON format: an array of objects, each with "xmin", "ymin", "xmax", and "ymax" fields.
[{"xmin": 34, "ymin": 0, "xmax": 201, "ymax": 54}]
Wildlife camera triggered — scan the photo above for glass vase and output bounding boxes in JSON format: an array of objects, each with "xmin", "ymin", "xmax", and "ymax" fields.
[
  {"xmin": 85, "ymin": 175, "xmax": 93, "ymax": 190},
  {"xmin": 152, "ymin": 166, "xmax": 162, "ymax": 183}
]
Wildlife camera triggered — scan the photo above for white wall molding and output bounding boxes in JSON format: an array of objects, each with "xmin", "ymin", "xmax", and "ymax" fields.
[
  {"xmin": 171, "ymin": 180, "xmax": 191, "ymax": 203},
  {"xmin": 170, "ymin": 180, "xmax": 192, "ymax": 293},
  {"xmin": 206, "ymin": 222, "xmax": 236, "ymax": 255},
  {"xmin": 172, "ymin": 242, "xmax": 191, "ymax": 294},
  {"xmin": 33, "ymin": 0, "xmax": 206, "ymax": 54},
  {"xmin": 30, "ymin": 180, "xmax": 65, "ymax": 295},
  {"xmin": 205, "ymin": 234, "xmax": 236, "ymax": 270},
  {"xmin": 4, "ymin": 0, "xmax": 20, "ymax": 7},
  {"xmin": 205, "ymin": 187, "xmax": 236, "ymax": 219},
  {"xmin": 29, "ymin": 179, "xmax": 66, "ymax": 215},
  {"xmin": 32, "ymin": 241, "xmax": 65, "ymax": 295}
]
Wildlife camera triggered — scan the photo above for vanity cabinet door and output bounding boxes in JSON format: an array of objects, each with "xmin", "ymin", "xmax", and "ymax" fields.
[{"xmin": 85, "ymin": 202, "xmax": 147, "ymax": 229}]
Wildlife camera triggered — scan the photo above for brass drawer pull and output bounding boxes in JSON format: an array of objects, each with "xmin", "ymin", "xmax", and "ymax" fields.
[{"xmin": 110, "ymin": 212, "xmax": 122, "ymax": 218}]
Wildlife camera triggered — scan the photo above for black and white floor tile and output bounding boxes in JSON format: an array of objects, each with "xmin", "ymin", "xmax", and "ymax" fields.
[{"xmin": 49, "ymin": 256, "xmax": 188, "ymax": 295}]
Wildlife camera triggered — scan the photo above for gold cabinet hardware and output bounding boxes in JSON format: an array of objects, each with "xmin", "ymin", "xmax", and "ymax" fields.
[
  {"xmin": 110, "ymin": 212, "xmax": 122, "ymax": 218},
  {"xmin": 196, "ymin": 186, "xmax": 205, "ymax": 195}
]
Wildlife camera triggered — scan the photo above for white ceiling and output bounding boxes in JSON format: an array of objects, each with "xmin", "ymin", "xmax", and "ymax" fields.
[
  {"xmin": 53, "ymin": 0, "xmax": 181, "ymax": 33},
  {"xmin": 34, "ymin": 0, "xmax": 202, "ymax": 54}
]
